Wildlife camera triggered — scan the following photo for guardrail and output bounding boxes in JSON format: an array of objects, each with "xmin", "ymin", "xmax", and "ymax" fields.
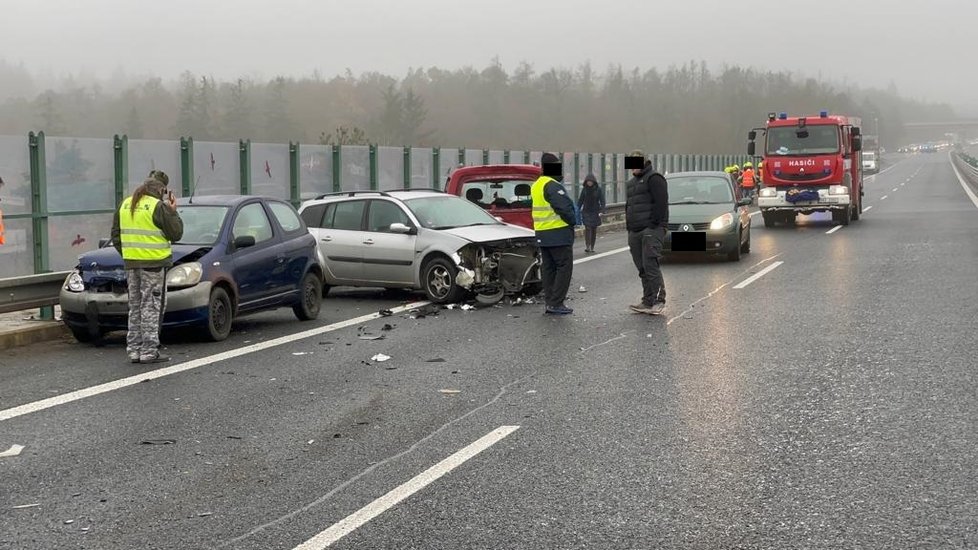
[
  {"xmin": 953, "ymin": 151, "xmax": 978, "ymax": 185},
  {"xmin": 0, "ymin": 271, "xmax": 69, "ymax": 315}
]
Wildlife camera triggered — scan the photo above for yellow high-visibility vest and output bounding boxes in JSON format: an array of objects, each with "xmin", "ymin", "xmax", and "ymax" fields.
[
  {"xmin": 119, "ymin": 195, "xmax": 171, "ymax": 261},
  {"xmin": 531, "ymin": 176, "xmax": 570, "ymax": 232}
]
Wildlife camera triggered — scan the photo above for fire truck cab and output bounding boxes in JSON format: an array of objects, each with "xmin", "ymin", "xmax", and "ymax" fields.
[{"xmin": 748, "ymin": 111, "xmax": 863, "ymax": 227}]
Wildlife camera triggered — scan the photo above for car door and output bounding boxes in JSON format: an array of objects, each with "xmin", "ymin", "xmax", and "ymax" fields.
[
  {"xmin": 314, "ymin": 199, "xmax": 367, "ymax": 284},
  {"xmin": 266, "ymin": 200, "xmax": 313, "ymax": 300},
  {"xmin": 229, "ymin": 201, "xmax": 280, "ymax": 311},
  {"xmin": 360, "ymin": 199, "xmax": 418, "ymax": 285}
]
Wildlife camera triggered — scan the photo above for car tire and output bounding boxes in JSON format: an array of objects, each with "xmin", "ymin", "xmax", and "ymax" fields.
[
  {"xmin": 293, "ymin": 272, "xmax": 323, "ymax": 321},
  {"xmin": 205, "ymin": 287, "xmax": 233, "ymax": 342},
  {"xmin": 69, "ymin": 325, "xmax": 99, "ymax": 343},
  {"xmin": 762, "ymin": 211, "xmax": 775, "ymax": 228},
  {"xmin": 422, "ymin": 257, "xmax": 465, "ymax": 304},
  {"xmin": 852, "ymin": 198, "xmax": 861, "ymax": 221},
  {"xmin": 726, "ymin": 230, "xmax": 742, "ymax": 261},
  {"xmin": 836, "ymin": 206, "xmax": 851, "ymax": 226}
]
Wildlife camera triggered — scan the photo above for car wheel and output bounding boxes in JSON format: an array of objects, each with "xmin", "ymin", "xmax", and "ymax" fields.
[
  {"xmin": 835, "ymin": 206, "xmax": 851, "ymax": 226},
  {"xmin": 422, "ymin": 257, "xmax": 464, "ymax": 304},
  {"xmin": 762, "ymin": 211, "xmax": 775, "ymax": 228},
  {"xmin": 852, "ymin": 198, "xmax": 861, "ymax": 221},
  {"xmin": 206, "ymin": 287, "xmax": 233, "ymax": 342},
  {"xmin": 726, "ymin": 231, "xmax": 742, "ymax": 261},
  {"xmin": 474, "ymin": 285, "xmax": 505, "ymax": 307},
  {"xmin": 293, "ymin": 272, "xmax": 323, "ymax": 321},
  {"xmin": 68, "ymin": 325, "xmax": 99, "ymax": 343}
]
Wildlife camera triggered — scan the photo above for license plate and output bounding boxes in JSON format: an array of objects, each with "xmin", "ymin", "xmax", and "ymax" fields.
[{"xmin": 671, "ymin": 231, "xmax": 706, "ymax": 252}]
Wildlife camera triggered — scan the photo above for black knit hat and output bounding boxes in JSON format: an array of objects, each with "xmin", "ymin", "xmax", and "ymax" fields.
[{"xmin": 540, "ymin": 152, "xmax": 560, "ymax": 165}]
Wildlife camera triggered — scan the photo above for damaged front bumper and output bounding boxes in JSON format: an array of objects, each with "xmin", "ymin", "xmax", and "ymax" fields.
[{"xmin": 453, "ymin": 239, "xmax": 541, "ymax": 299}]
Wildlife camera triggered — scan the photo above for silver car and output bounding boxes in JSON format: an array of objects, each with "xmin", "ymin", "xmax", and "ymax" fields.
[{"xmin": 297, "ymin": 190, "xmax": 541, "ymax": 305}]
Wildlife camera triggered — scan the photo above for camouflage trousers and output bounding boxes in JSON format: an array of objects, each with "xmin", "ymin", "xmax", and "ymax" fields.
[{"xmin": 126, "ymin": 268, "xmax": 167, "ymax": 359}]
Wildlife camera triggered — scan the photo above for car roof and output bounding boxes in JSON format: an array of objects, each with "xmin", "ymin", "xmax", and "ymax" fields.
[
  {"xmin": 175, "ymin": 195, "xmax": 283, "ymax": 207},
  {"xmin": 665, "ymin": 171, "xmax": 732, "ymax": 179},
  {"xmin": 300, "ymin": 189, "xmax": 453, "ymax": 207}
]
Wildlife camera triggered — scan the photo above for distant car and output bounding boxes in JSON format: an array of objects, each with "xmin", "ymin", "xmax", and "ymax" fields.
[
  {"xmin": 862, "ymin": 151, "xmax": 880, "ymax": 173},
  {"xmin": 298, "ymin": 190, "xmax": 541, "ymax": 305},
  {"xmin": 60, "ymin": 196, "xmax": 324, "ymax": 343},
  {"xmin": 444, "ymin": 164, "xmax": 542, "ymax": 229},
  {"xmin": 663, "ymin": 171, "xmax": 752, "ymax": 261}
]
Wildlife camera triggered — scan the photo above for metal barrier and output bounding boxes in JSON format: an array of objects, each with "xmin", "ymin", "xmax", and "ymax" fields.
[
  {"xmin": 953, "ymin": 151, "xmax": 978, "ymax": 184},
  {"xmin": 0, "ymin": 272, "xmax": 69, "ymax": 315}
]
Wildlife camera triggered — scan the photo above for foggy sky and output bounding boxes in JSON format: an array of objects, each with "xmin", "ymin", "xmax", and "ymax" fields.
[{"xmin": 3, "ymin": 0, "xmax": 976, "ymax": 115}]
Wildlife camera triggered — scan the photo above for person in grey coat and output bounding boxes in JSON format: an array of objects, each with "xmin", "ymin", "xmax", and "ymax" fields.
[{"xmin": 577, "ymin": 173, "xmax": 605, "ymax": 253}]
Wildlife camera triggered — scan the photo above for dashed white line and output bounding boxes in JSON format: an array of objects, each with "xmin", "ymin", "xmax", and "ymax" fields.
[
  {"xmin": 863, "ymin": 205, "xmax": 874, "ymax": 212},
  {"xmin": 826, "ymin": 225, "xmax": 843, "ymax": 235},
  {"xmin": 733, "ymin": 261, "xmax": 785, "ymax": 289},
  {"xmin": 574, "ymin": 245, "xmax": 629, "ymax": 264},
  {"xmin": 892, "ymin": 188, "xmax": 898, "ymax": 192},
  {"xmin": 881, "ymin": 195, "xmax": 888, "ymax": 200},
  {"xmin": 292, "ymin": 426, "xmax": 520, "ymax": 549},
  {"xmin": 666, "ymin": 254, "xmax": 782, "ymax": 324}
]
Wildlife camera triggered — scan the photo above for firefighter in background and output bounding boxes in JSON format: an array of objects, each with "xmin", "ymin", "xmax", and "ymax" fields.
[
  {"xmin": 757, "ymin": 161, "xmax": 764, "ymax": 185},
  {"xmin": 741, "ymin": 161, "xmax": 757, "ymax": 201}
]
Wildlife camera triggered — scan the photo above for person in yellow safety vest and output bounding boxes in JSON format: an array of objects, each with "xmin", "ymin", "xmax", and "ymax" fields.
[
  {"xmin": 110, "ymin": 171, "xmax": 183, "ymax": 364},
  {"xmin": 0, "ymin": 175, "xmax": 6, "ymax": 246},
  {"xmin": 532, "ymin": 152, "xmax": 578, "ymax": 315},
  {"xmin": 741, "ymin": 161, "xmax": 757, "ymax": 200}
]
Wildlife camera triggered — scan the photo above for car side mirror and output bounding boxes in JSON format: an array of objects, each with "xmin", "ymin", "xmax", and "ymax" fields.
[
  {"xmin": 389, "ymin": 223, "xmax": 416, "ymax": 235},
  {"xmin": 748, "ymin": 130, "xmax": 757, "ymax": 141},
  {"xmin": 747, "ymin": 142, "xmax": 756, "ymax": 156},
  {"xmin": 852, "ymin": 127, "xmax": 861, "ymax": 136},
  {"xmin": 233, "ymin": 235, "xmax": 256, "ymax": 250},
  {"xmin": 738, "ymin": 197, "xmax": 752, "ymax": 206},
  {"xmin": 98, "ymin": 237, "xmax": 112, "ymax": 249},
  {"xmin": 852, "ymin": 136, "xmax": 862, "ymax": 152}
]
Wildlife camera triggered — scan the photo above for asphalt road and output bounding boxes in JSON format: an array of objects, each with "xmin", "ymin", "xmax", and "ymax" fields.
[{"xmin": 2, "ymin": 153, "xmax": 976, "ymax": 549}]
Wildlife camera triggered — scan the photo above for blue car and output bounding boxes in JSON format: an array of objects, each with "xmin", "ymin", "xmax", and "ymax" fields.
[{"xmin": 60, "ymin": 196, "xmax": 325, "ymax": 342}]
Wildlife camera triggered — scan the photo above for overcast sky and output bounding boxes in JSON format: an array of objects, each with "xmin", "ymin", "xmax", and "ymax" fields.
[{"xmin": 3, "ymin": 0, "xmax": 976, "ymax": 114}]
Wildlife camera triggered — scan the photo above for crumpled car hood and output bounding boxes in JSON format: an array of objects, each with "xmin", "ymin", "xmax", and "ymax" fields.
[
  {"xmin": 76, "ymin": 244, "xmax": 211, "ymax": 284},
  {"xmin": 441, "ymin": 224, "xmax": 535, "ymax": 243}
]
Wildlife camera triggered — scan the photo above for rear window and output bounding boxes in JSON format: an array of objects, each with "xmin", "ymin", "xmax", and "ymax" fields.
[
  {"xmin": 268, "ymin": 202, "xmax": 303, "ymax": 233},
  {"xmin": 461, "ymin": 180, "xmax": 534, "ymax": 209},
  {"xmin": 300, "ymin": 203, "xmax": 327, "ymax": 228}
]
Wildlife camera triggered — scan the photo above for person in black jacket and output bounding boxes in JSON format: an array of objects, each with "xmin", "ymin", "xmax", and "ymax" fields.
[
  {"xmin": 577, "ymin": 173, "xmax": 605, "ymax": 253},
  {"xmin": 624, "ymin": 150, "xmax": 669, "ymax": 315},
  {"xmin": 532, "ymin": 152, "xmax": 578, "ymax": 315}
]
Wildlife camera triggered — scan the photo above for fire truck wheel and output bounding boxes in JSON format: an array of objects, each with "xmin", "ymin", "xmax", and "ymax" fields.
[{"xmin": 762, "ymin": 212, "xmax": 775, "ymax": 228}]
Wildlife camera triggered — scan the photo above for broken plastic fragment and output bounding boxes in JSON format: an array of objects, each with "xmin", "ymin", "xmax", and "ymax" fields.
[
  {"xmin": 292, "ymin": 352, "xmax": 311, "ymax": 356},
  {"xmin": 578, "ymin": 285, "xmax": 587, "ymax": 293},
  {"xmin": 12, "ymin": 503, "xmax": 40, "ymax": 510},
  {"xmin": 140, "ymin": 439, "xmax": 176, "ymax": 445},
  {"xmin": 439, "ymin": 389, "xmax": 461, "ymax": 394},
  {"xmin": 379, "ymin": 309, "xmax": 394, "ymax": 316},
  {"xmin": 425, "ymin": 358, "xmax": 446, "ymax": 363},
  {"xmin": 358, "ymin": 334, "xmax": 385, "ymax": 341},
  {"xmin": 371, "ymin": 353, "xmax": 391, "ymax": 362},
  {"xmin": 0, "ymin": 444, "xmax": 25, "ymax": 458},
  {"xmin": 460, "ymin": 304, "xmax": 475, "ymax": 311}
]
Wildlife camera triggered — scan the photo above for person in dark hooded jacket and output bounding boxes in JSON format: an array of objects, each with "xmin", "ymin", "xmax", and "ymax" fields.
[
  {"xmin": 577, "ymin": 173, "xmax": 605, "ymax": 253},
  {"xmin": 624, "ymin": 150, "xmax": 669, "ymax": 315}
]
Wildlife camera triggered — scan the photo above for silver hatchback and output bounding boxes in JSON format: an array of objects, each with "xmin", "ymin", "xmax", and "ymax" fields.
[{"xmin": 297, "ymin": 190, "xmax": 542, "ymax": 305}]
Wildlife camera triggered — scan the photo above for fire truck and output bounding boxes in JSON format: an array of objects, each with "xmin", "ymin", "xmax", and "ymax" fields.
[{"xmin": 748, "ymin": 111, "xmax": 863, "ymax": 227}]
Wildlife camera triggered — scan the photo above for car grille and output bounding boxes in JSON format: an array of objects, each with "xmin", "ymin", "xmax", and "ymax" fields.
[
  {"xmin": 90, "ymin": 281, "xmax": 128, "ymax": 293},
  {"xmin": 667, "ymin": 222, "xmax": 710, "ymax": 231}
]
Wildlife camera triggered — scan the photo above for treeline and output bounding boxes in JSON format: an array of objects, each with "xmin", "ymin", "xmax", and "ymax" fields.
[{"xmin": 0, "ymin": 59, "xmax": 955, "ymax": 153}]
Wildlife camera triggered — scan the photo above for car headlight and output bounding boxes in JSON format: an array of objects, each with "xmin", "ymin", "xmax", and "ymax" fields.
[
  {"xmin": 709, "ymin": 213, "xmax": 734, "ymax": 230},
  {"xmin": 759, "ymin": 187, "xmax": 777, "ymax": 198},
  {"xmin": 829, "ymin": 185, "xmax": 849, "ymax": 195},
  {"xmin": 166, "ymin": 262, "xmax": 203, "ymax": 289},
  {"xmin": 64, "ymin": 270, "xmax": 85, "ymax": 292}
]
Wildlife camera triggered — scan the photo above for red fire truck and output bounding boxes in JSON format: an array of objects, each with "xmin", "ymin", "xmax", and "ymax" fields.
[{"xmin": 748, "ymin": 111, "xmax": 864, "ymax": 227}]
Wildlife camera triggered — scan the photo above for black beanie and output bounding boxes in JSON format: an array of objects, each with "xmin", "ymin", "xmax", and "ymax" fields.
[{"xmin": 540, "ymin": 152, "xmax": 560, "ymax": 165}]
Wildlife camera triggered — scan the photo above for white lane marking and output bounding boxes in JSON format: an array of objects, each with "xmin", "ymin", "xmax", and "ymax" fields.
[
  {"xmin": 900, "ymin": 182, "xmax": 905, "ymax": 186},
  {"xmin": 881, "ymin": 195, "xmax": 888, "ymax": 200},
  {"xmin": 749, "ymin": 211, "xmax": 762, "ymax": 217},
  {"xmin": 574, "ymin": 245, "xmax": 629, "ymax": 264},
  {"xmin": 892, "ymin": 188, "xmax": 898, "ymax": 192},
  {"xmin": 733, "ymin": 261, "xmax": 784, "ymax": 289},
  {"xmin": 0, "ymin": 444, "xmax": 25, "ymax": 458},
  {"xmin": 0, "ymin": 302, "xmax": 430, "ymax": 423},
  {"xmin": 948, "ymin": 152, "xmax": 978, "ymax": 210},
  {"xmin": 826, "ymin": 225, "xmax": 843, "ymax": 235},
  {"xmin": 864, "ymin": 205, "xmax": 874, "ymax": 212},
  {"xmin": 293, "ymin": 426, "xmax": 520, "ymax": 549},
  {"xmin": 666, "ymin": 254, "xmax": 782, "ymax": 324}
]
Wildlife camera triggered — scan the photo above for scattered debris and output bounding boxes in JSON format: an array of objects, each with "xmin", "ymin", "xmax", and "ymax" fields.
[
  {"xmin": 318, "ymin": 341, "xmax": 334, "ymax": 345},
  {"xmin": 0, "ymin": 444, "xmax": 25, "ymax": 458},
  {"xmin": 451, "ymin": 370, "xmax": 460, "ymax": 374},
  {"xmin": 425, "ymin": 358, "xmax": 446, "ymax": 363},
  {"xmin": 439, "ymin": 389, "xmax": 461, "ymax": 394},
  {"xmin": 307, "ymin": 440, "xmax": 315, "ymax": 445},
  {"xmin": 292, "ymin": 352, "xmax": 311, "ymax": 356},
  {"xmin": 578, "ymin": 285, "xmax": 588, "ymax": 293},
  {"xmin": 227, "ymin": 435, "xmax": 242, "ymax": 440},
  {"xmin": 526, "ymin": 390, "xmax": 537, "ymax": 394},
  {"xmin": 12, "ymin": 503, "xmax": 40, "ymax": 510},
  {"xmin": 460, "ymin": 304, "xmax": 475, "ymax": 311},
  {"xmin": 358, "ymin": 334, "xmax": 385, "ymax": 341},
  {"xmin": 381, "ymin": 324, "xmax": 395, "ymax": 331},
  {"xmin": 371, "ymin": 354, "xmax": 391, "ymax": 362},
  {"xmin": 409, "ymin": 304, "xmax": 442, "ymax": 319},
  {"xmin": 379, "ymin": 309, "xmax": 394, "ymax": 317},
  {"xmin": 139, "ymin": 439, "xmax": 176, "ymax": 445},
  {"xmin": 64, "ymin": 519, "xmax": 75, "ymax": 525},
  {"xmin": 333, "ymin": 433, "xmax": 342, "ymax": 438},
  {"xmin": 446, "ymin": 304, "xmax": 458, "ymax": 310},
  {"xmin": 197, "ymin": 512, "xmax": 213, "ymax": 517}
]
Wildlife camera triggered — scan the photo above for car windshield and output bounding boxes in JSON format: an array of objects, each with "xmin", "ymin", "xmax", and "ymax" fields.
[
  {"xmin": 175, "ymin": 205, "xmax": 229, "ymax": 245},
  {"xmin": 767, "ymin": 125, "xmax": 839, "ymax": 155},
  {"xmin": 460, "ymin": 179, "xmax": 535, "ymax": 208},
  {"xmin": 403, "ymin": 196, "xmax": 502, "ymax": 229},
  {"xmin": 666, "ymin": 176, "xmax": 733, "ymax": 204}
]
